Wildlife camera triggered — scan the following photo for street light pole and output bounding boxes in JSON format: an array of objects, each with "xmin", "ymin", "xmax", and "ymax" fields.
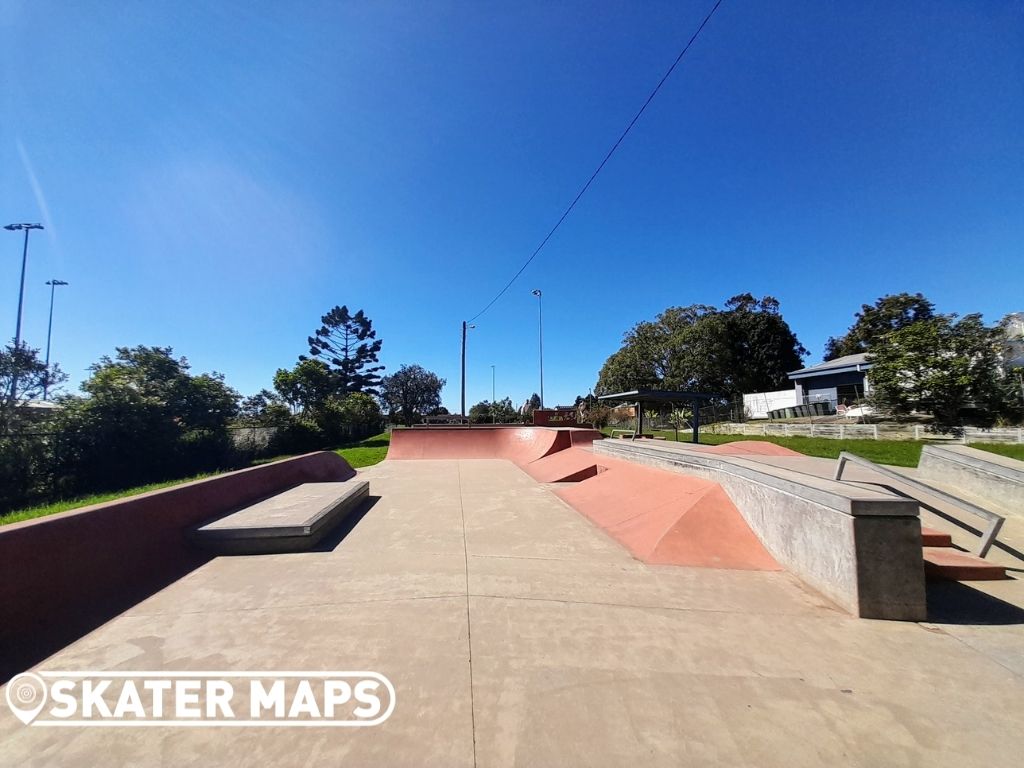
[
  {"xmin": 491, "ymin": 364, "xmax": 496, "ymax": 423},
  {"xmin": 44, "ymin": 279, "xmax": 69, "ymax": 400},
  {"xmin": 5, "ymin": 223, "xmax": 43, "ymax": 350},
  {"xmin": 532, "ymin": 289, "xmax": 544, "ymax": 409},
  {"xmin": 4, "ymin": 222, "xmax": 44, "ymax": 402}
]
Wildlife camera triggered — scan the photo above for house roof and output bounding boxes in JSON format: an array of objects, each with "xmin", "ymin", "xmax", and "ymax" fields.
[
  {"xmin": 787, "ymin": 353, "xmax": 871, "ymax": 380},
  {"xmin": 598, "ymin": 389, "xmax": 720, "ymax": 404}
]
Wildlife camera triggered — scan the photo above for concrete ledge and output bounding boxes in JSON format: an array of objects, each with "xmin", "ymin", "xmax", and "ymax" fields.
[
  {"xmin": 918, "ymin": 444, "xmax": 1023, "ymax": 516},
  {"xmin": 594, "ymin": 440, "xmax": 926, "ymax": 621},
  {"xmin": 191, "ymin": 481, "xmax": 369, "ymax": 554},
  {"xmin": 0, "ymin": 451, "xmax": 355, "ymax": 681}
]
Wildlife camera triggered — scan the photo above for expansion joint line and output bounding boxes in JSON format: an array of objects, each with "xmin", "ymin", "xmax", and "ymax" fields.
[{"xmin": 457, "ymin": 462, "xmax": 479, "ymax": 767}]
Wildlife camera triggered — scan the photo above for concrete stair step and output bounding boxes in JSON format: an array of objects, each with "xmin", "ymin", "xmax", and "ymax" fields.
[
  {"xmin": 920, "ymin": 526, "xmax": 953, "ymax": 547},
  {"xmin": 922, "ymin": 547, "xmax": 1007, "ymax": 581}
]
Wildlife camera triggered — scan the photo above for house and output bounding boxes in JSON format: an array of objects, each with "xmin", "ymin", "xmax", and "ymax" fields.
[{"xmin": 787, "ymin": 353, "xmax": 871, "ymax": 409}]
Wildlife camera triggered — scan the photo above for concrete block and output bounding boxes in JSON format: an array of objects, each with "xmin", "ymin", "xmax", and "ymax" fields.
[
  {"xmin": 594, "ymin": 440, "xmax": 926, "ymax": 621},
  {"xmin": 918, "ymin": 444, "xmax": 1023, "ymax": 516},
  {"xmin": 190, "ymin": 481, "xmax": 369, "ymax": 555}
]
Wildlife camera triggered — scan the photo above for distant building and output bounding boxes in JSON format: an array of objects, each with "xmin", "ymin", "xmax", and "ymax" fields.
[
  {"xmin": 1003, "ymin": 312, "xmax": 1024, "ymax": 369},
  {"xmin": 787, "ymin": 353, "xmax": 871, "ymax": 408}
]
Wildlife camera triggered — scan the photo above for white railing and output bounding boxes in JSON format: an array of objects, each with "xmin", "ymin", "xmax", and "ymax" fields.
[{"xmin": 702, "ymin": 422, "xmax": 1024, "ymax": 444}]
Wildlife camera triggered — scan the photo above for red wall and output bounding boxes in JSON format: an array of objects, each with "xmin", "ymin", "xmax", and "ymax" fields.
[{"xmin": 0, "ymin": 452, "xmax": 354, "ymax": 682}]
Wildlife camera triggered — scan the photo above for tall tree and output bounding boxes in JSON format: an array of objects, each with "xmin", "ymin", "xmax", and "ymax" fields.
[
  {"xmin": 237, "ymin": 389, "xmax": 292, "ymax": 426},
  {"xmin": 304, "ymin": 306, "xmax": 384, "ymax": 395},
  {"xmin": 868, "ymin": 314, "xmax": 1012, "ymax": 434},
  {"xmin": 379, "ymin": 364, "xmax": 445, "ymax": 427},
  {"xmin": 595, "ymin": 295, "xmax": 805, "ymax": 397},
  {"xmin": 273, "ymin": 359, "xmax": 337, "ymax": 414},
  {"xmin": 825, "ymin": 293, "xmax": 935, "ymax": 361},
  {"xmin": 1, "ymin": 342, "xmax": 65, "ymax": 432},
  {"xmin": 53, "ymin": 346, "xmax": 240, "ymax": 494}
]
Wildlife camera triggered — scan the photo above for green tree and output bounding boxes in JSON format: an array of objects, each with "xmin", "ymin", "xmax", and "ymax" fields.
[
  {"xmin": 1, "ymin": 342, "xmax": 65, "ymax": 432},
  {"xmin": 237, "ymin": 389, "xmax": 291, "ymax": 426},
  {"xmin": 467, "ymin": 398, "xmax": 517, "ymax": 423},
  {"xmin": 468, "ymin": 400, "xmax": 493, "ymax": 424},
  {"xmin": 379, "ymin": 364, "xmax": 445, "ymax": 427},
  {"xmin": 53, "ymin": 346, "xmax": 240, "ymax": 495},
  {"xmin": 0, "ymin": 342, "xmax": 66, "ymax": 511},
  {"xmin": 825, "ymin": 293, "xmax": 935, "ymax": 361},
  {"xmin": 273, "ymin": 359, "xmax": 337, "ymax": 414},
  {"xmin": 595, "ymin": 295, "xmax": 805, "ymax": 398},
  {"xmin": 304, "ymin": 305, "xmax": 384, "ymax": 395},
  {"xmin": 312, "ymin": 391, "xmax": 383, "ymax": 442},
  {"xmin": 868, "ymin": 314, "xmax": 1012, "ymax": 434}
]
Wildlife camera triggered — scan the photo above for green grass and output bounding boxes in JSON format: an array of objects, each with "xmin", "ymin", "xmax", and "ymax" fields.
[
  {"xmin": 334, "ymin": 432, "xmax": 390, "ymax": 468},
  {"xmin": 0, "ymin": 431, "xmax": 394, "ymax": 528},
  {"xmin": 600, "ymin": 427, "xmax": 924, "ymax": 467},
  {"xmin": 0, "ymin": 471, "xmax": 224, "ymax": 527},
  {"xmin": 971, "ymin": 442, "xmax": 1024, "ymax": 462}
]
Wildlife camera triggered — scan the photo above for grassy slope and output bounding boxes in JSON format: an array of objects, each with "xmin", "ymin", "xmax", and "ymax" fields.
[
  {"xmin": 602, "ymin": 427, "xmax": 1024, "ymax": 467},
  {"xmin": 0, "ymin": 432, "xmax": 393, "ymax": 527},
  {"xmin": 971, "ymin": 442, "xmax": 1024, "ymax": 462},
  {"xmin": 335, "ymin": 432, "xmax": 390, "ymax": 468}
]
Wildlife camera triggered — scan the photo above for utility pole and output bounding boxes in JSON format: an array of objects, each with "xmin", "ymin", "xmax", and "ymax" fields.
[
  {"xmin": 460, "ymin": 321, "xmax": 475, "ymax": 421},
  {"xmin": 491, "ymin": 365, "xmax": 496, "ymax": 423},
  {"xmin": 4, "ymin": 223, "xmax": 44, "ymax": 402},
  {"xmin": 532, "ymin": 289, "xmax": 544, "ymax": 408},
  {"xmin": 44, "ymin": 279, "xmax": 69, "ymax": 400}
]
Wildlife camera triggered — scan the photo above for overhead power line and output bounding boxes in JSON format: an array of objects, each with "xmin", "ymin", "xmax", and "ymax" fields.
[{"xmin": 467, "ymin": 0, "xmax": 726, "ymax": 323}]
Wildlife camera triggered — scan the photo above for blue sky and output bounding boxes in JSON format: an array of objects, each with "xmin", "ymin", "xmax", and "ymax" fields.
[{"xmin": 2, "ymin": 1, "xmax": 1022, "ymax": 411}]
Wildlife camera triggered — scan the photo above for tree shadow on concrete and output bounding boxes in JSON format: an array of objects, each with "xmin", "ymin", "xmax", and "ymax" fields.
[
  {"xmin": 926, "ymin": 579, "xmax": 1024, "ymax": 625},
  {"xmin": 310, "ymin": 496, "xmax": 381, "ymax": 552}
]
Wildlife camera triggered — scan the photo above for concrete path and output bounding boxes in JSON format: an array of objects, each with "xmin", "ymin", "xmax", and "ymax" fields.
[{"xmin": 2, "ymin": 459, "xmax": 1023, "ymax": 766}]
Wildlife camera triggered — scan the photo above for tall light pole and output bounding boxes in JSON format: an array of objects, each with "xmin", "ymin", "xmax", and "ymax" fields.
[
  {"xmin": 5, "ymin": 222, "xmax": 44, "ymax": 402},
  {"xmin": 491, "ymin": 364, "xmax": 496, "ymax": 423},
  {"xmin": 460, "ymin": 321, "xmax": 476, "ymax": 421},
  {"xmin": 532, "ymin": 289, "xmax": 544, "ymax": 409},
  {"xmin": 43, "ymin": 279, "xmax": 69, "ymax": 400},
  {"xmin": 5, "ymin": 223, "xmax": 43, "ymax": 349}
]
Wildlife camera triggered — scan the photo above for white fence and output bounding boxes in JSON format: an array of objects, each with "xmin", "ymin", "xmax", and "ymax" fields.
[{"xmin": 705, "ymin": 422, "xmax": 1024, "ymax": 444}]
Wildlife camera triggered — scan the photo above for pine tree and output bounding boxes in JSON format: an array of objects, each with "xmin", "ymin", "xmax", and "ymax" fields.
[{"xmin": 303, "ymin": 306, "xmax": 385, "ymax": 395}]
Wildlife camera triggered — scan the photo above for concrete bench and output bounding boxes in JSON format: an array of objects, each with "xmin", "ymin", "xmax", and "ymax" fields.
[{"xmin": 190, "ymin": 481, "xmax": 369, "ymax": 555}]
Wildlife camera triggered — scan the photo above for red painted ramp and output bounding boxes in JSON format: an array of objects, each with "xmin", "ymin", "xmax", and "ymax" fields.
[
  {"xmin": 389, "ymin": 427, "xmax": 779, "ymax": 571},
  {"xmin": 388, "ymin": 427, "xmax": 601, "ymax": 465},
  {"xmin": 697, "ymin": 441, "xmax": 802, "ymax": 457},
  {"xmin": 523, "ymin": 446, "xmax": 606, "ymax": 483},
  {"xmin": 555, "ymin": 456, "xmax": 780, "ymax": 571}
]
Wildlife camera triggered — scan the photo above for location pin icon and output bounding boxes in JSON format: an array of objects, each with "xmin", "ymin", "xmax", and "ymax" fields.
[{"xmin": 5, "ymin": 673, "xmax": 48, "ymax": 725}]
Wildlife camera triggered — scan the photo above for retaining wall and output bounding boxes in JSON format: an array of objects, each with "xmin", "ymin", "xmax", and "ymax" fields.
[{"xmin": 0, "ymin": 451, "xmax": 355, "ymax": 682}]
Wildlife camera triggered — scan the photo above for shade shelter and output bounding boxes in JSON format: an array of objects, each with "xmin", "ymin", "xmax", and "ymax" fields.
[{"xmin": 598, "ymin": 389, "xmax": 720, "ymax": 443}]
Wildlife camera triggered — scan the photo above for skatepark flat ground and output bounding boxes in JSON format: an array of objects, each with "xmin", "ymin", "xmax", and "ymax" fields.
[{"xmin": 3, "ymin": 458, "xmax": 1023, "ymax": 766}]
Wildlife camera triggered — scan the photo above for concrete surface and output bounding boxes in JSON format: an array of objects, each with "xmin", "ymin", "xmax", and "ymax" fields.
[
  {"xmin": 918, "ymin": 444, "xmax": 1024, "ymax": 516},
  {"xmin": 595, "ymin": 440, "xmax": 926, "ymax": 620},
  {"xmin": 191, "ymin": 480, "xmax": 369, "ymax": 554},
  {"xmin": 3, "ymin": 458, "xmax": 1023, "ymax": 767},
  {"xmin": 0, "ymin": 451, "xmax": 356, "ymax": 682}
]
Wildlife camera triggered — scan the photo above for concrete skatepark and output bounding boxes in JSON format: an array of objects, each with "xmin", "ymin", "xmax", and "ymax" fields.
[{"xmin": 1, "ymin": 426, "xmax": 1023, "ymax": 766}]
